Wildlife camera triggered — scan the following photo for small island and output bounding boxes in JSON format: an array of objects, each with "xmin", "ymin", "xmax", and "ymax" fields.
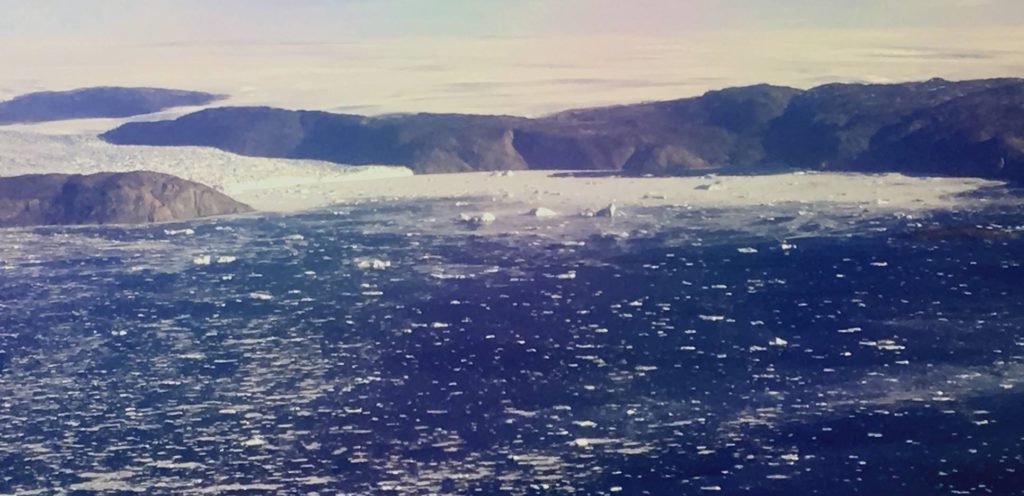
[{"xmin": 0, "ymin": 171, "xmax": 252, "ymax": 227}]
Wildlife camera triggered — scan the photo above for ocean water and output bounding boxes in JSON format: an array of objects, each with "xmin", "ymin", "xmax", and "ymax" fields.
[{"xmin": 1, "ymin": 198, "xmax": 1023, "ymax": 495}]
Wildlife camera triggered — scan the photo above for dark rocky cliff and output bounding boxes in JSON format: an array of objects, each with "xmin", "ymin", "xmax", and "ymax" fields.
[
  {"xmin": 0, "ymin": 171, "xmax": 252, "ymax": 227},
  {"xmin": 101, "ymin": 78, "xmax": 1024, "ymax": 181}
]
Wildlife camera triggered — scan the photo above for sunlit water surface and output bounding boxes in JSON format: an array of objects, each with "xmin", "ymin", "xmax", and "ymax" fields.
[{"xmin": 1, "ymin": 195, "xmax": 1023, "ymax": 495}]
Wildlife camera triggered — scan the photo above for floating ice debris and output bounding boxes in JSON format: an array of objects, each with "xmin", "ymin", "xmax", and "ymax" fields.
[
  {"xmin": 737, "ymin": 247, "xmax": 758, "ymax": 254},
  {"xmin": 571, "ymin": 438, "xmax": 618, "ymax": 448},
  {"xmin": 505, "ymin": 408, "xmax": 540, "ymax": 418},
  {"xmin": 572, "ymin": 420, "xmax": 598, "ymax": 428},
  {"xmin": 837, "ymin": 327, "xmax": 862, "ymax": 334},
  {"xmin": 699, "ymin": 315, "xmax": 726, "ymax": 322},
  {"xmin": 460, "ymin": 212, "xmax": 496, "ymax": 227},
  {"xmin": 249, "ymin": 291, "xmax": 273, "ymax": 300},
  {"xmin": 860, "ymin": 339, "xmax": 905, "ymax": 351},
  {"xmin": 875, "ymin": 340, "xmax": 905, "ymax": 351},
  {"xmin": 870, "ymin": 261, "xmax": 889, "ymax": 267},
  {"xmin": 216, "ymin": 255, "xmax": 237, "ymax": 264},
  {"xmin": 283, "ymin": 234, "xmax": 305, "ymax": 241},
  {"xmin": 164, "ymin": 228, "xmax": 194, "ymax": 236},
  {"xmin": 769, "ymin": 337, "xmax": 789, "ymax": 347},
  {"xmin": 355, "ymin": 257, "xmax": 391, "ymax": 270},
  {"xmin": 595, "ymin": 203, "xmax": 618, "ymax": 218},
  {"xmin": 554, "ymin": 271, "xmax": 576, "ymax": 280},
  {"xmin": 242, "ymin": 436, "xmax": 267, "ymax": 447},
  {"xmin": 695, "ymin": 182, "xmax": 725, "ymax": 191},
  {"xmin": 527, "ymin": 207, "xmax": 558, "ymax": 217},
  {"xmin": 780, "ymin": 241, "xmax": 797, "ymax": 251},
  {"xmin": 192, "ymin": 255, "xmax": 212, "ymax": 265}
]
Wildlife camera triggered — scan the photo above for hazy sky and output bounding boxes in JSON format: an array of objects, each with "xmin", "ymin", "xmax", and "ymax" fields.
[
  {"xmin": 2, "ymin": 1, "xmax": 1023, "ymax": 120},
  {"xmin": 2, "ymin": 0, "xmax": 1024, "ymax": 42}
]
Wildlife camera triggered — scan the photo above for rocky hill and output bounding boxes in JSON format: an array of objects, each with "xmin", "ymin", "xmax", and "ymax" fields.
[
  {"xmin": 0, "ymin": 171, "xmax": 252, "ymax": 227},
  {"xmin": 0, "ymin": 87, "xmax": 223, "ymax": 124},
  {"xmin": 100, "ymin": 78, "xmax": 1024, "ymax": 181}
]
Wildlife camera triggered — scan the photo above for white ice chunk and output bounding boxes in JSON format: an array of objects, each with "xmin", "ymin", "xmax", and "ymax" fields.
[
  {"xmin": 355, "ymin": 257, "xmax": 391, "ymax": 270},
  {"xmin": 460, "ymin": 212, "xmax": 496, "ymax": 227},
  {"xmin": 527, "ymin": 207, "xmax": 558, "ymax": 217},
  {"xmin": 249, "ymin": 291, "xmax": 273, "ymax": 300}
]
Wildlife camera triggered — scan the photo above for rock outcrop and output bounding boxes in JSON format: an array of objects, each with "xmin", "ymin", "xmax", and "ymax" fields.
[
  {"xmin": 0, "ymin": 171, "xmax": 252, "ymax": 227},
  {"xmin": 101, "ymin": 78, "xmax": 1024, "ymax": 181},
  {"xmin": 0, "ymin": 87, "xmax": 223, "ymax": 124}
]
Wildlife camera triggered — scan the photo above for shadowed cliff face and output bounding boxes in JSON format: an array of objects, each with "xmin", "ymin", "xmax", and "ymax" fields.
[
  {"xmin": 858, "ymin": 84, "xmax": 1024, "ymax": 179},
  {"xmin": 101, "ymin": 78, "xmax": 1024, "ymax": 180},
  {"xmin": 0, "ymin": 171, "xmax": 252, "ymax": 227},
  {"xmin": 100, "ymin": 85, "xmax": 802, "ymax": 174},
  {"xmin": 0, "ymin": 87, "xmax": 223, "ymax": 124},
  {"xmin": 762, "ymin": 78, "xmax": 1023, "ymax": 169}
]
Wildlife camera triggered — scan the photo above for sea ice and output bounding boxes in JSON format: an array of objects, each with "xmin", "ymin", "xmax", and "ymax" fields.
[
  {"xmin": 460, "ymin": 212, "xmax": 496, "ymax": 227},
  {"xmin": 165, "ymin": 228, "xmax": 195, "ymax": 236},
  {"xmin": 527, "ymin": 207, "xmax": 558, "ymax": 217},
  {"xmin": 355, "ymin": 258, "xmax": 391, "ymax": 270}
]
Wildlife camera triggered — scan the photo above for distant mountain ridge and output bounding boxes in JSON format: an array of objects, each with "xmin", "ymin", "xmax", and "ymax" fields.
[
  {"xmin": 101, "ymin": 78, "xmax": 1024, "ymax": 180},
  {"xmin": 0, "ymin": 87, "xmax": 223, "ymax": 124},
  {"xmin": 0, "ymin": 171, "xmax": 252, "ymax": 227}
]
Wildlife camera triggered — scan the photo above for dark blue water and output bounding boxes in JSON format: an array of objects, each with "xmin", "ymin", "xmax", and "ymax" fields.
[{"xmin": 1, "ymin": 200, "xmax": 1023, "ymax": 495}]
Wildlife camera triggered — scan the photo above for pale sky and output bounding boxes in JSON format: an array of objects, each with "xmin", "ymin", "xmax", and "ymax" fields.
[
  {"xmin": 2, "ymin": 0, "xmax": 1023, "ymax": 42},
  {"xmin": 1, "ymin": 1, "xmax": 1023, "ymax": 120}
]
